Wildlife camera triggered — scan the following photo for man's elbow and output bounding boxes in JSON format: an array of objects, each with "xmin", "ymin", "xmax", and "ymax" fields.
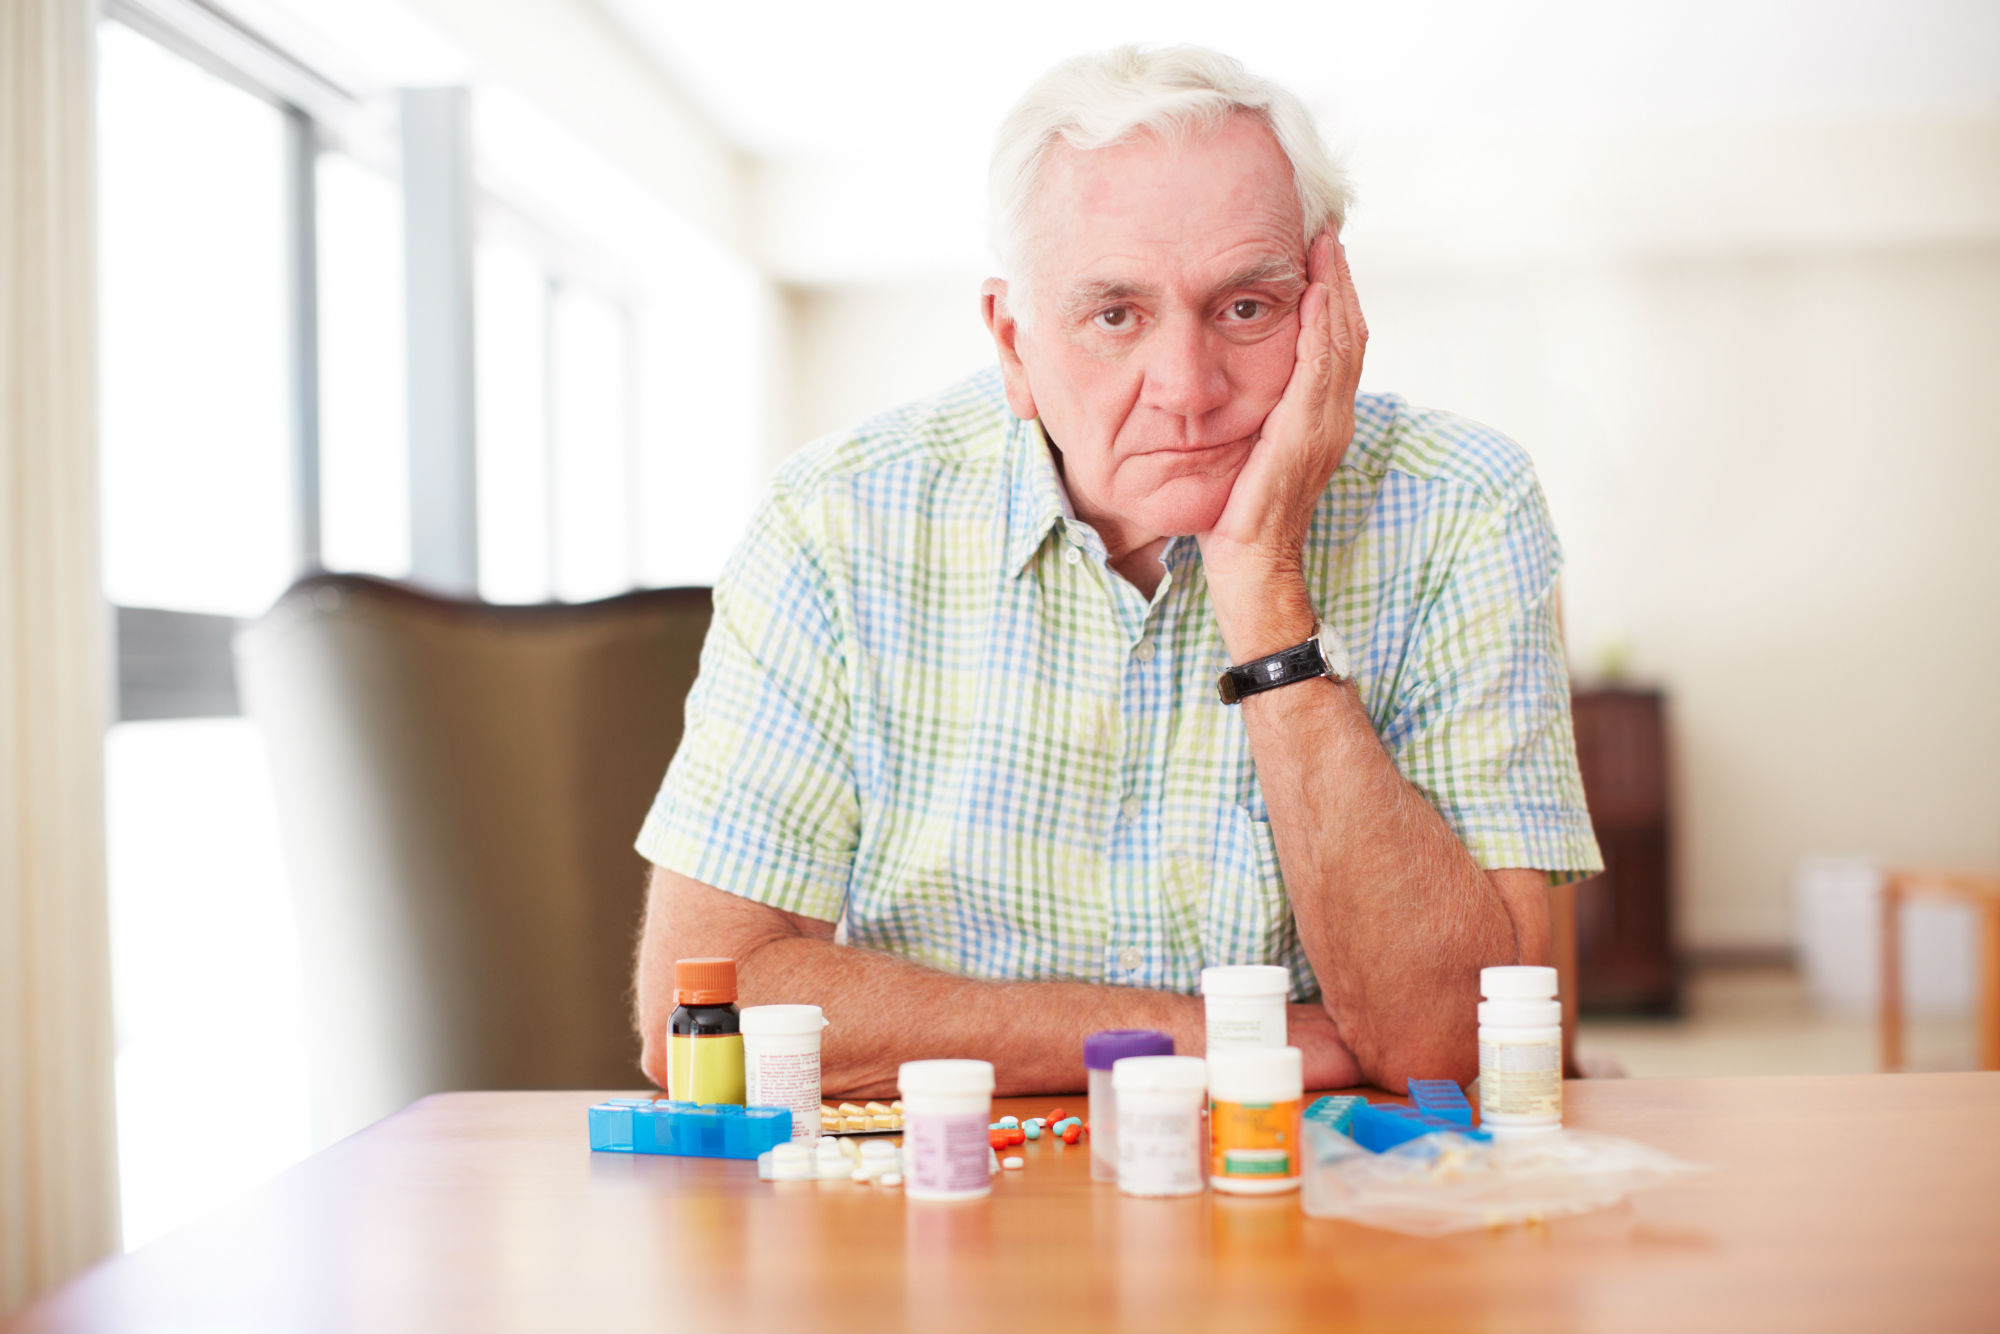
[{"xmin": 1352, "ymin": 1009, "xmax": 1480, "ymax": 1095}]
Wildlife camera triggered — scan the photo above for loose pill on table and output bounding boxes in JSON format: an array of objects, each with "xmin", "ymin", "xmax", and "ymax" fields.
[
  {"xmin": 1023, "ymin": 1123, "xmax": 1041, "ymax": 1140},
  {"xmin": 1062, "ymin": 1124, "xmax": 1082, "ymax": 1145},
  {"xmin": 990, "ymin": 1130, "xmax": 1012, "ymax": 1150},
  {"xmin": 1047, "ymin": 1107, "xmax": 1067, "ymax": 1124},
  {"xmin": 997, "ymin": 1115, "xmax": 1019, "ymax": 1129},
  {"xmin": 1002, "ymin": 1156, "xmax": 1024, "ymax": 1170}
]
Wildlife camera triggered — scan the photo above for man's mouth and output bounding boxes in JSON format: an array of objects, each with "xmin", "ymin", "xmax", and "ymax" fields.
[{"xmin": 1148, "ymin": 436, "xmax": 1249, "ymax": 458}]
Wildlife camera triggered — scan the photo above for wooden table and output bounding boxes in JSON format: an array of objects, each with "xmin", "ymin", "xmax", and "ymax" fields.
[{"xmin": 9, "ymin": 1074, "xmax": 1999, "ymax": 1333}]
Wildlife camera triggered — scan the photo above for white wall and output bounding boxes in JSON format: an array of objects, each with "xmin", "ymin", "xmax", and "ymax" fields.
[
  {"xmin": 784, "ymin": 280, "xmax": 996, "ymax": 451},
  {"xmin": 780, "ymin": 125, "xmax": 2000, "ymax": 952},
  {"xmin": 1363, "ymin": 242, "xmax": 2000, "ymax": 949}
]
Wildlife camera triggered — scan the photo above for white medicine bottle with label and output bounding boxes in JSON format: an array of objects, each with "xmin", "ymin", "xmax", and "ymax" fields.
[
  {"xmin": 1200, "ymin": 965, "xmax": 1289, "ymax": 1050},
  {"xmin": 1477, "ymin": 965, "xmax": 1562, "ymax": 1136}
]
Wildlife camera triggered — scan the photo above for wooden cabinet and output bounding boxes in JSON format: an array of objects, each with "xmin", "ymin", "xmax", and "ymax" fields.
[{"xmin": 1569, "ymin": 687, "xmax": 1682, "ymax": 1014}]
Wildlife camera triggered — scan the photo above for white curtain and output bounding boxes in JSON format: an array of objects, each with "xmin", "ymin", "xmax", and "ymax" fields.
[{"xmin": 0, "ymin": 0, "xmax": 120, "ymax": 1312}]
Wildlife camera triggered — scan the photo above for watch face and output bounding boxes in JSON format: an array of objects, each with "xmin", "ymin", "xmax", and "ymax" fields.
[{"xmin": 1316, "ymin": 622, "xmax": 1354, "ymax": 681}]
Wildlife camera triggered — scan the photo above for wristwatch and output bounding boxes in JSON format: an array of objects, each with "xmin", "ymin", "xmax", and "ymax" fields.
[{"xmin": 1215, "ymin": 620, "xmax": 1353, "ymax": 704}]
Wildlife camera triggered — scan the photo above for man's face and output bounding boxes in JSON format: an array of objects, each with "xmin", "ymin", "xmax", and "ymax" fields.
[{"xmin": 994, "ymin": 114, "xmax": 1309, "ymax": 556}]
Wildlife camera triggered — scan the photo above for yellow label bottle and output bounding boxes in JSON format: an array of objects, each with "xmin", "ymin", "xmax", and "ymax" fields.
[{"xmin": 665, "ymin": 957, "xmax": 745, "ymax": 1105}]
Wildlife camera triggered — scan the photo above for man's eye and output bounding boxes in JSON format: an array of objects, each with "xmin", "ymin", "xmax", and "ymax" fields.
[
  {"xmin": 1094, "ymin": 307, "xmax": 1131, "ymax": 330},
  {"xmin": 1229, "ymin": 299, "xmax": 1265, "ymax": 321}
]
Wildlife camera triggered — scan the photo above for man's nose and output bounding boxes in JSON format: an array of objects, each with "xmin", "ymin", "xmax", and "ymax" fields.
[{"xmin": 1140, "ymin": 316, "xmax": 1232, "ymax": 423}]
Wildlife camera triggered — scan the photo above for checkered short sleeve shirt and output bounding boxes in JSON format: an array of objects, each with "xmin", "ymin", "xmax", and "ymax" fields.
[{"xmin": 639, "ymin": 368, "xmax": 1601, "ymax": 999}]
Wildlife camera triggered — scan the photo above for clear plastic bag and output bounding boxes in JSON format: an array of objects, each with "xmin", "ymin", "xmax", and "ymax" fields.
[{"xmin": 1301, "ymin": 1121, "xmax": 1705, "ymax": 1235}]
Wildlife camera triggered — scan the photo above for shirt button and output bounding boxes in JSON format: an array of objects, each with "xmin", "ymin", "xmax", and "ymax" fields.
[
  {"xmin": 1118, "ymin": 946, "xmax": 1143, "ymax": 972},
  {"xmin": 1133, "ymin": 637, "xmax": 1156, "ymax": 662},
  {"xmin": 1063, "ymin": 547, "xmax": 1083, "ymax": 566},
  {"xmin": 1120, "ymin": 795, "xmax": 1142, "ymax": 820}
]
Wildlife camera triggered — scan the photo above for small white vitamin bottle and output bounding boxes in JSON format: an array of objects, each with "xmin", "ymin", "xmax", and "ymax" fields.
[
  {"xmin": 1113, "ymin": 1055, "xmax": 1207, "ymax": 1198},
  {"xmin": 1478, "ymin": 965, "xmax": 1563, "ymax": 1137},
  {"xmin": 1200, "ymin": 965, "xmax": 1289, "ymax": 1050},
  {"xmin": 897, "ymin": 1060, "xmax": 994, "ymax": 1201},
  {"xmin": 740, "ymin": 1004, "xmax": 828, "ymax": 1142}
]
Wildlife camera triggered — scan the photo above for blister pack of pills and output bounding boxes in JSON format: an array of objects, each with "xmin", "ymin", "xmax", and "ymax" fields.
[{"xmin": 819, "ymin": 1100, "xmax": 905, "ymax": 1134}]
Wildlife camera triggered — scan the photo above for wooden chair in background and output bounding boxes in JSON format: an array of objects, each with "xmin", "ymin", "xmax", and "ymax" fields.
[{"xmin": 1879, "ymin": 869, "xmax": 2000, "ymax": 1071}]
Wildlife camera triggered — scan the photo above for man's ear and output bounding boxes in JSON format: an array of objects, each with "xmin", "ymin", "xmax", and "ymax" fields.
[{"xmin": 981, "ymin": 278, "xmax": 1039, "ymax": 422}]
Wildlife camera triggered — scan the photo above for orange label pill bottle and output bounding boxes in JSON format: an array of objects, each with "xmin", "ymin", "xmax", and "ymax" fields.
[{"xmin": 1206, "ymin": 1046, "xmax": 1304, "ymax": 1195}]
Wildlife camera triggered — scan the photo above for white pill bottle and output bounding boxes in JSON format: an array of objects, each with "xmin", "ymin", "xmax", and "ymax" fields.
[
  {"xmin": 1478, "ymin": 965, "xmax": 1563, "ymax": 1137},
  {"xmin": 1113, "ymin": 1055, "xmax": 1207, "ymax": 1198},
  {"xmin": 740, "ymin": 1004, "xmax": 827, "ymax": 1142},
  {"xmin": 1200, "ymin": 965, "xmax": 1289, "ymax": 1050},
  {"xmin": 898, "ymin": 1059, "xmax": 994, "ymax": 1201}
]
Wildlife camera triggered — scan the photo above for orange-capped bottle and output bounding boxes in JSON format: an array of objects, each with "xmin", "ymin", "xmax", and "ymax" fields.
[{"xmin": 667, "ymin": 957, "xmax": 744, "ymax": 1105}]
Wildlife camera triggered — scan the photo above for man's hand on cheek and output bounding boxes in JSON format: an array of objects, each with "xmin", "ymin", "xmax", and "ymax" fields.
[{"xmin": 1198, "ymin": 231, "xmax": 1368, "ymax": 659}]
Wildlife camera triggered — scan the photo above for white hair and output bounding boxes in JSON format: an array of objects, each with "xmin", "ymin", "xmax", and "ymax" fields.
[{"xmin": 989, "ymin": 45, "xmax": 1352, "ymax": 323}]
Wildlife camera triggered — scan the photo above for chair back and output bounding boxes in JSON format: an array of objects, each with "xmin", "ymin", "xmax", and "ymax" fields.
[{"xmin": 237, "ymin": 574, "xmax": 709, "ymax": 1142}]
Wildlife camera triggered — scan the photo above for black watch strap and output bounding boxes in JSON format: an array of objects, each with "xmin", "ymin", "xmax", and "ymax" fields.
[{"xmin": 1216, "ymin": 638, "xmax": 1329, "ymax": 705}]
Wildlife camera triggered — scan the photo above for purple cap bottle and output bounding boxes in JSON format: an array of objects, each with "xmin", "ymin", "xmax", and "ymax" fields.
[
  {"xmin": 1083, "ymin": 1028, "xmax": 1175, "ymax": 1182},
  {"xmin": 1084, "ymin": 1028, "xmax": 1177, "ymax": 1070}
]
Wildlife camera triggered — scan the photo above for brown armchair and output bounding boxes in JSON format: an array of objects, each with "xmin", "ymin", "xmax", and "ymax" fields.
[{"xmin": 237, "ymin": 574, "xmax": 709, "ymax": 1143}]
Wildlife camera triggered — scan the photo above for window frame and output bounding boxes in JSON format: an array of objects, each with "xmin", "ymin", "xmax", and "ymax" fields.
[{"xmin": 100, "ymin": 0, "xmax": 650, "ymax": 718}]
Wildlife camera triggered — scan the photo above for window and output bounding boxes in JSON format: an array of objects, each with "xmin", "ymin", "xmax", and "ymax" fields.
[
  {"xmin": 98, "ymin": 21, "xmax": 295, "ymax": 618},
  {"xmin": 96, "ymin": 19, "xmax": 311, "ymax": 1250},
  {"xmin": 549, "ymin": 283, "xmax": 637, "ymax": 602},
  {"xmin": 474, "ymin": 237, "xmax": 552, "ymax": 603},
  {"xmin": 475, "ymin": 233, "xmax": 643, "ymax": 604},
  {"xmin": 317, "ymin": 151, "xmax": 409, "ymax": 579}
]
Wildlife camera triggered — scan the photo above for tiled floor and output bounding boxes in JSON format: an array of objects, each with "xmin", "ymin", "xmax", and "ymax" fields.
[{"xmin": 1575, "ymin": 965, "xmax": 1980, "ymax": 1078}]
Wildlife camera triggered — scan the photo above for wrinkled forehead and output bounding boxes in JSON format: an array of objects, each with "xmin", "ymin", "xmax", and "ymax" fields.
[{"xmin": 1024, "ymin": 116, "xmax": 1305, "ymax": 302}]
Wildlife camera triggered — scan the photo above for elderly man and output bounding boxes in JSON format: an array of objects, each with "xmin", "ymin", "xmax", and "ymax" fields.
[{"xmin": 633, "ymin": 46, "xmax": 1600, "ymax": 1097}]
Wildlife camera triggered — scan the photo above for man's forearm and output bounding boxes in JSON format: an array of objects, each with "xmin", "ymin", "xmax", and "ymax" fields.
[
  {"xmin": 636, "ymin": 869, "xmax": 1358, "ymax": 1098},
  {"xmin": 1241, "ymin": 670, "xmax": 1525, "ymax": 1089},
  {"xmin": 740, "ymin": 937, "xmax": 1209, "ymax": 1098}
]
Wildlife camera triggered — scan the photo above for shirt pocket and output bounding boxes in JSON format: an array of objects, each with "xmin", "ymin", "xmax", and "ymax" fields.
[{"xmin": 1201, "ymin": 803, "xmax": 1300, "ymax": 974}]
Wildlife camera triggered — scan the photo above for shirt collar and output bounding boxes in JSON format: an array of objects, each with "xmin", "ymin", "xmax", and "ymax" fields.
[{"xmin": 1003, "ymin": 416, "xmax": 1073, "ymax": 578}]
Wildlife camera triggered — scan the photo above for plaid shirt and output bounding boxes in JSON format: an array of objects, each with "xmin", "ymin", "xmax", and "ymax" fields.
[{"xmin": 638, "ymin": 368, "xmax": 1600, "ymax": 1000}]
